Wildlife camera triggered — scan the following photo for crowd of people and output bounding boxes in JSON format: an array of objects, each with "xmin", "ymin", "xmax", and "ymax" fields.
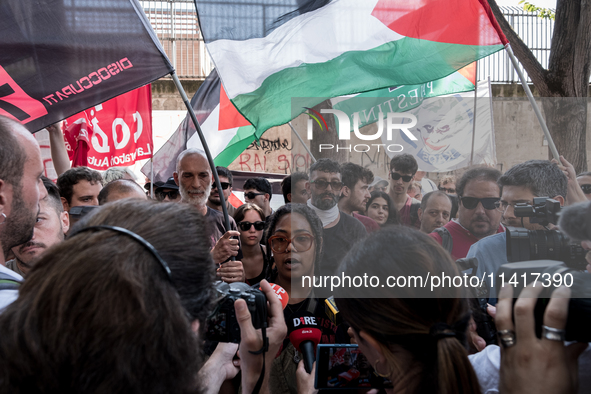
[{"xmin": 1, "ymin": 113, "xmax": 591, "ymax": 393}]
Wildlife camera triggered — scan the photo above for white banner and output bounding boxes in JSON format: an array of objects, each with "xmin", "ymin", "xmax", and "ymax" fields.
[{"xmin": 382, "ymin": 79, "xmax": 496, "ymax": 172}]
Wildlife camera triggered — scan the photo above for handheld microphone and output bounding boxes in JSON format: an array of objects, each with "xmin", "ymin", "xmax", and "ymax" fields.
[
  {"xmin": 262, "ymin": 283, "xmax": 290, "ymax": 310},
  {"xmin": 287, "ymin": 311, "xmax": 322, "ymax": 373}
]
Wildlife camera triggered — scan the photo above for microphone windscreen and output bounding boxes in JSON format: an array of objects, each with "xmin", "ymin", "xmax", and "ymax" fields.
[
  {"xmin": 263, "ymin": 283, "xmax": 289, "ymax": 310},
  {"xmin": 287, "ymin": 311, "xmax": 322, "ymax": 350}
]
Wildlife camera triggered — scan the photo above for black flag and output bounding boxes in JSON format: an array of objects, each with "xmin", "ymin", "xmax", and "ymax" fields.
[{"xmin": 0, "ymin": 0, "xmax": 173, "ymax": 132}]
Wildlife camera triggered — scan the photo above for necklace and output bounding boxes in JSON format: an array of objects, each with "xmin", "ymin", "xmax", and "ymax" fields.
[{"xmin": 285, "ymin": 299, "xmax": 308, "ymax": 315}]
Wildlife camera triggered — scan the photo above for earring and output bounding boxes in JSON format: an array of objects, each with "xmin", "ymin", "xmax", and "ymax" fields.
[
  {"xmin": 0, "ymin": 212, "xmax": 5, "ymax": 225},
  {"xmin": 374, "ymin": 360, "xmax": 391, "ymax": 378}
]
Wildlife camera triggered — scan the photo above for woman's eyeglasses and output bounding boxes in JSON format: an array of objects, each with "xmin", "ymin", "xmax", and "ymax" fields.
[
  {"xmin": 268, "ymin": 234, "xmax": 315, "ymax": 254},
  {"xmin": 238, "ymin": 221, "xmax": 265, "ymax": 231}
]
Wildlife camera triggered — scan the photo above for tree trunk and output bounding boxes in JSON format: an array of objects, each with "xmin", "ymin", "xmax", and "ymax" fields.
[{"xmin": 542, "ymin": 98, "xmax": 588, "ymax": 172}]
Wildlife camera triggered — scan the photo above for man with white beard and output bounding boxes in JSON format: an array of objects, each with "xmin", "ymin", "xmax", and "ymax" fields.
[{"xmin": 174, "ymin": 148, "xmax": 244, "ymax": 282}]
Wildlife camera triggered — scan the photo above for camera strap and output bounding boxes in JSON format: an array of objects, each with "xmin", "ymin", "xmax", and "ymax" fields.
[{"xmin": 249, "ymin": 326, "xmax": 269, "ymax": 394}]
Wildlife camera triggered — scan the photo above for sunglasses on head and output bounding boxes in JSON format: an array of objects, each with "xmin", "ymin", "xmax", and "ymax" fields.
[
  {"xmin": 244, "ymin": 191, "xmax": 266, "ymax": 200},
  {"xmin": 155, "ymin": 190, "xmax": 179, "ymax": 201},
  {"xmin": 581, "ymin": 184, "xmax": 591, "ymax": 194},
  {"xmin": 238, "ymin": 221, "xmax": 265, "ymax": 231},
  {"xmin": 212, "ymin": 182, "xmax": 231, "ymax": 190},
  {"xmin": 310, "ymin": 179, "xmax": 343, "ymax": 191},
  {"xmin": 460, "ymin": 196, "xmax": 500, "ymax": 210},
  {"xmin": 390, "ymin": 172, "xmax": 413, "ymax": 182}
]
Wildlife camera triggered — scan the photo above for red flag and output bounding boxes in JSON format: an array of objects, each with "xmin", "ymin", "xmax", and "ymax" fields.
[{"xmin": 63, "ymin": 86, "xmax": 153, "ymax": 170}]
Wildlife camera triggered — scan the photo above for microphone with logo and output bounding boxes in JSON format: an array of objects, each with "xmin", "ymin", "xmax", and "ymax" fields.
[
  {"xmin": 263, "ymin": 283, "xmax": 290, "ymax": 310},
  {"xmin": 287, "ymin": 311, "xmax": 322, "ymax": 373}
]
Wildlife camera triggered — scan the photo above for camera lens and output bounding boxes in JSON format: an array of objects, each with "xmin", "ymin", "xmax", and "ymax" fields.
[{"xmin": 506, "ymin": 227, "xmax": 587, "ymax": 270}]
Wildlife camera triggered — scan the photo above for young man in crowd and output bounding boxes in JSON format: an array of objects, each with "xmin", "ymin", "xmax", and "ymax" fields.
[
  {"xmin": 338, "ymin": 163, "xmax": 379, "ymax": 233},
  {"xmin": 98, "ymin": 179, "xmax": 148, "ymax": 205},
  {"xmin": 280, "ymin": 172, "xmax": 309, "ymax": 204},
  {"xmin": 388, "ymin": 154, "xmax": 421, "ymax": 228},
  {"xmin": 207, "ymin": 166, "xmax": 236, "ymax": 216},
  {"xmin": 56, "ymin": 166, "xmax": 103, "ymax": 211},
  {"xmin": 7, "ymin": 177, "xmax": 69, "ymax": 277},
  {"xmin": 174, "ymin": 148, "xmax": 244, "ymax": 281},
  {"xmin": 418, "ymin": 191, "xmax": 452, "ymax": 234},
  {"xmin": 306, "ymin": 159, "xmax": 367, "ymax": 277},
  {"xmin": 243, "ymin": 177, "xmax": 273, "ymax": 218},
  {"xmin": 467, "ymin": 160, "xmax": 567, "ymax": 302},
  {"xmin": 0, "ymin": 115, "xmax": 48, "ymax": 310},
  {"xmin": 429, "ymin": 167, "xmax": 503, "ymax": 260}
]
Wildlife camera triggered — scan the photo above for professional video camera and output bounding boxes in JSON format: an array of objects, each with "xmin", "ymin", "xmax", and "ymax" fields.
[
  {"xmin": 205, "ymin": 281, "xmax": 267, "ymax": 343},
  {"xmin": 498, "ymin": 260, "xmax": 591, "ymax": 342},
  {"xmin": 506, "ymin": 197, "xmax": 587, "ymax": 270}
]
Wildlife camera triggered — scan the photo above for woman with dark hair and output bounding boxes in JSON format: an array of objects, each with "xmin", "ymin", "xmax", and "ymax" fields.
[
  {"xmin": 234, "ymin": 203, "xmax": 268, "ymax": 285},
  {"xmin": 334, "ymin": 226, "xmax": 481, "ymax": 394},
  {"xmin": 264, "ymin": 203, "xmax": 341, "ymax": 393},
  {"xmin": 0, "ymin": 200, "xmax": 286, "ymax": 394},
  {"xmin": 365, "ymin": 190, "xmax": 400, "ymax": 227}
]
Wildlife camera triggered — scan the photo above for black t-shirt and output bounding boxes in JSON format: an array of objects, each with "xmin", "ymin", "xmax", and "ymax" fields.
[
  {"xmin": 205, "ymin": 206, "xmax": 243, "ymax": 261},
  {"xmin": 320, "ymin": 212, "xmax": 368, "ymax": 277}
]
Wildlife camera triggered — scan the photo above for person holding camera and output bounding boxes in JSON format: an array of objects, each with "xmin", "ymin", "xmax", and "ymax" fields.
[
  {"xmin": 467, "ymin": 160, "xmax": 567, "ymax": 304},
  {"xmin": 0, "ymin": 200, "xmax": 287, "ymax": 393}
]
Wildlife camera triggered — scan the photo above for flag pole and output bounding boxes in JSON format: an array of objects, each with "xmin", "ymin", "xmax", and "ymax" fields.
[
  {"xmin": 505, "ymin": 44, "xmax": 560, "ymax": 160},
  {"xmin": 150, "ymin": 157, "xmax": 154, "ymax": 199},
  {"xmin": 470, "ymin": 62, "xmax": 479, "ymax": 166},
  {"xmin": 288, "ymin": 122, "xmax": 317, "ymax": 163},
  {"xmin": 170, "ymin": 71, "xmax": 233, "ymax": 237}
]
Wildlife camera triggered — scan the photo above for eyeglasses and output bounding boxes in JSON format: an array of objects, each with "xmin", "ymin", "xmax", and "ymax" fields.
[
  {"xmin": 390, "ymin": 172, "xmax": 413, "ymax": 182},
  {"xmin": 244, "ymin": 191, "xmax": 266, "ymax": 200},
  {"xmin": 439, "ymin": 187, "xmax": 456, "ymax": 194},
  {"xmin": 238, "ymin": 221, "xmax": 265, "ymax": 231},
  {"xmin": 212, "ymin": 182, "xmax": 231, "ymax": 190},
  {"xmin": 268, "ymin": 234, "xmax": 315, "ymax": 254},
  {"xmin": 581, "ymin": 184, "xmax": 591, "ymax": 194},
  {"xmin": 460, "ymin": 196, "xmax": 500, "ymax": 210},
  {"xmin": 155, "ymin": 190, "xmax": 179, "ymax": 201},
  {"xmin": 310, "ymin": 180, "xmax": 343, "ymax": 191}
]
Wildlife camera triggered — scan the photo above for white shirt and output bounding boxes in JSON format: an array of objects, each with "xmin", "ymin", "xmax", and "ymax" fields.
[{"xmin": 0, "ymin": 264, "xmax": 22, "ymax": 313}]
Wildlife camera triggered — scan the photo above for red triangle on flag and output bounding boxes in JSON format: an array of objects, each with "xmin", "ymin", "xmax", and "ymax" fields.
[
  {"xmin": 372, "ymin": 0, "xmax": 505, "ymax": 47},
  {"xmin": 218, "ymin": 83, "xmax": 252, "ymax": 130}
]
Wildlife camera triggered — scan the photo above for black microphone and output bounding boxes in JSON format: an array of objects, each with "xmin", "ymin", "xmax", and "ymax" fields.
[{"xmin": 287, "ymin": 311, "xmax": 322, "ymax": 373}]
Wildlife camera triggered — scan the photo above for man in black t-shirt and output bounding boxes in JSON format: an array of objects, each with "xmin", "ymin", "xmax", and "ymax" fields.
[
  {"xmin": 173, "ymin": 148, "xmax": 244, "ymax": 282},
  {"xmin": 305, "ymin": 159, "xmax": 367, "ymax": 278}
]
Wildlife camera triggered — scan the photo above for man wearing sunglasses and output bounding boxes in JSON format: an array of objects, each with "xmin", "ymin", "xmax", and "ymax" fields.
[
  {"xmin": 467, "ymin": 160, "xmax": 567, "ymax": 303},
  {"xmin": 306, "ymin": 159, "xmax": 367, "ymax": 277},
  {"xmin": 154, "ymin": 177, "xmax": 181, "ymax": 203},
  {"xmin": 577, "ymin": 172, "xmax": 591, "ymax": 201},
  {"xmin": 207, "ymin": 167, "xmax": 235, "ymax": 216},
  {"xmin": 429, "ymin": 167, "xmax": 503, "ymax": 260},
  {"xmin": 243, "ymin": 177, "xmax": 273, "ymax": 219},
  {"xmin": 388, "ymin": 154, "xmax": 421, "ymax": 228}
]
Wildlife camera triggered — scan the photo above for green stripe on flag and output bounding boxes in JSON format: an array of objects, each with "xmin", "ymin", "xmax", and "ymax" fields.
[
  {"xmin": 231, "ymin": 37, "xmax": 503, "ymax": 136},
  {"xmin": 213, "ymin": 126, "xmax": 257, "ymax": 167}
]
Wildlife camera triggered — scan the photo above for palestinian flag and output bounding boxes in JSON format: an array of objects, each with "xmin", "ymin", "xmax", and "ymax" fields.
[
  {"xmin": 142, "ymin": 69, "xmax": 255, "ymax": 181},
  {"xmin": 194, "ymin": 0, "xmax": 507, "ymax": 136}
]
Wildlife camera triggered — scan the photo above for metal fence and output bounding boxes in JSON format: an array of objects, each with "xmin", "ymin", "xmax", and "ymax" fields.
[
  {"xmin": 477, "ymin": 6, "xmax": 554, "ymax": 83},
  {"xmin": 140, "ymin": 2, "xmax": 554, "ymax": 82}
]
